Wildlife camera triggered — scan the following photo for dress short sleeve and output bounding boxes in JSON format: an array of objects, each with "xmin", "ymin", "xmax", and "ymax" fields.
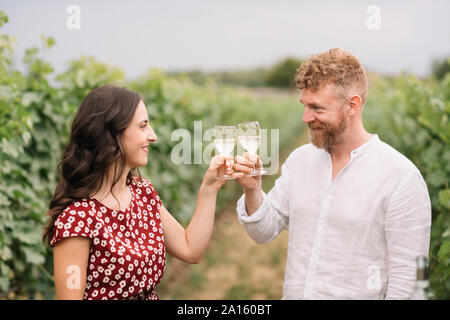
[
  {"xmin": 135, "ymin": 176, "xmax": 163, "ymax": 209},
  {"xmin": 49, "ymin": 199, "xmax": 95, "ymax": 247}
]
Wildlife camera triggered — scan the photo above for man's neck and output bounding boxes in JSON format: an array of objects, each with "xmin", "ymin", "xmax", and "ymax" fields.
[{"xmin": 328, "ymin": 129, "xmax": 373, "ymax": 161}]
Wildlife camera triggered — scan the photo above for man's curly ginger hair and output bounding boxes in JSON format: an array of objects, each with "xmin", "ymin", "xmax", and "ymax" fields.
[{"xmin": 295, "ymin": 48, "xmax": 368, "ymax": 106}]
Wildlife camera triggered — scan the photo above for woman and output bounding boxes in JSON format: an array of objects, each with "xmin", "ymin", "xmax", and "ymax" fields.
[{"xmin": 42, "ymin": 85, "xmax": 231, "ymax": 300}]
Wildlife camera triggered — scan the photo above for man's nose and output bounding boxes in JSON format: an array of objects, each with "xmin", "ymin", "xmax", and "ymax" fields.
[{"xmin": 302, "ymin": 108, "xmax": 315, "ymax": 124}]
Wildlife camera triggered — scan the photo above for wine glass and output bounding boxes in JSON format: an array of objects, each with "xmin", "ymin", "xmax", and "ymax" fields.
[
  {"xmin": 237, "ymin": 121, "xmax": 266, "ymax": 176},
  {"xmin": 214, "ymin": 126, "xmax": 236, "ymax": 179}
]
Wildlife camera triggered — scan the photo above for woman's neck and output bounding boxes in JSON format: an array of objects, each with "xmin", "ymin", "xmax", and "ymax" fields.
[{"xmin": 92, "ymin": 164, "xmax": 131, "ymax": 201}]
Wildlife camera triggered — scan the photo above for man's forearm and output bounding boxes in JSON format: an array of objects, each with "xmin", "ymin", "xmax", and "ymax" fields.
[{"xmin": 244, "ymin": 188, "xmax": 263, "ymax": 215}]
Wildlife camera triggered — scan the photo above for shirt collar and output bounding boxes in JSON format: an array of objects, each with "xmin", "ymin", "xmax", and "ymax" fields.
[{"xmin": 350, "ymin": 134, "xmax": 380, "ymax": 156}]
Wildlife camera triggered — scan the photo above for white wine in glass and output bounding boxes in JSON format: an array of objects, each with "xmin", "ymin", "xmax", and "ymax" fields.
[
  {"xmin": 239, "ymin": 136, "xmax": 261, "ymax": 155},
  {"xmin": 214, "ymin": 126, "xmax": 236, "ymax": 179},
  {"xmin": 237, "ymin": 121, "xmax": 266, "ymax": 176}
]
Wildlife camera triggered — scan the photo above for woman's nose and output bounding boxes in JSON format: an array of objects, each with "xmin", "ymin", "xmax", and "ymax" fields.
[{"xmin": 148, "ymin": 128, "xmax": 157, "ymax": 143}]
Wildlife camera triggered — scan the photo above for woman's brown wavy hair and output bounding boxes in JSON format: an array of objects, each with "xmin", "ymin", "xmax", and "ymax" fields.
[{"xmin": 42, "ymin": 85, "xmax": 143, "ymax": 246}]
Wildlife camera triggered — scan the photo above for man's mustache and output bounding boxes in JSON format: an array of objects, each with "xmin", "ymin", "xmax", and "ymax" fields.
[{"xmin": 308, "ymin": 122, "xmax": 326, "ymax": 130}]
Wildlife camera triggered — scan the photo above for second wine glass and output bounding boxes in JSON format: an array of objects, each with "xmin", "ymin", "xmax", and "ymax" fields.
[{"xmin": 237, "ymin": 121, "xmax": 266, "ymax": 176}]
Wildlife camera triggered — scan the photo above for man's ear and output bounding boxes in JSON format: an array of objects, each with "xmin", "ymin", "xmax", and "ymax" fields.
[{"xmin": 348, "ymin": 95, "xmax": 362, "ymax": 115}]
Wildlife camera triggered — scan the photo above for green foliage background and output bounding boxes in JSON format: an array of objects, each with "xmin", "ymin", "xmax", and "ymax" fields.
[
  {"xmin": 264, "ymin": 57, "xmax": 304, "ymax": 88},
  {"xmin": 0, "ymin": 11, "xmax": 448, "ymax": 299}
]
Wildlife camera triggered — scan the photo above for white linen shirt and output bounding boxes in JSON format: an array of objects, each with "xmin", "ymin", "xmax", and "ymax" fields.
[{"xmin": 236, "ymin": 134, "xmax": 431, "ymax": 300}]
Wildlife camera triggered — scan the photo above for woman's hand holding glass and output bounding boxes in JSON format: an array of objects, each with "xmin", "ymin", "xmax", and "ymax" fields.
[{"xmin": 202, "ymin": 154, "xmax": 233, "ymax": 192}]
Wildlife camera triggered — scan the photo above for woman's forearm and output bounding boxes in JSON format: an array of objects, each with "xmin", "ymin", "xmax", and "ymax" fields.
[{"xmin": 184, "ymin": 183, "xmax": 219, "ymax": 262}]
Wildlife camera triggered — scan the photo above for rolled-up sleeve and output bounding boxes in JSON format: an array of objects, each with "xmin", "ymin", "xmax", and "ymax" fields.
[
  {"xmin": 384, "ymin": 170, "xmax": 432, "ymax": 299},
  {"xmin": 236, "ymin": 161, "xmax": 291, "ymax": 244}
]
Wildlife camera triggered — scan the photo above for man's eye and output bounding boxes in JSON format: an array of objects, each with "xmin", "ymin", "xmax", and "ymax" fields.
[{"xmin": 140, "ymin": 125, "xmax": 147, "ymax": 129}]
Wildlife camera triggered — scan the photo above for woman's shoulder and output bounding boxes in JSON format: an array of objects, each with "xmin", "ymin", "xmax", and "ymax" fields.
[
  {"xmin": 131, "ymin": 175, "xmax": 162, "ymax": 204},
  {"xmin": 50, "ymin": 198, "xmax": 98, "ymax": 247},
  {"xmin": 56, "ymin": 198, "xmax": 98, "ymax": 223},
  {"xmin": 131, "ymin": 175, "xmax": 156, "ymax": 192}
]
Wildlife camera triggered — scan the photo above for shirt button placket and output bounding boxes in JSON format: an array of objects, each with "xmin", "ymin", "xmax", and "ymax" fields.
[{"xmin": 304, "ymin": 191, "xmax": 332, "ymax": 299}]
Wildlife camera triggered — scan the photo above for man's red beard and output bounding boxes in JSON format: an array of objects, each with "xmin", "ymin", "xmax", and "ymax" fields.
[{"xmin": 308, "ymin": 111, "xmax": 348, "ymax": 152}]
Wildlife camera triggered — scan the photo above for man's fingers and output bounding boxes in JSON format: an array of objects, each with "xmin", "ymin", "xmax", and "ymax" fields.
[
  {"xmin": 244, "ymin": 152, "xmax": 258, "ymax": 164},
  {"xmin": 235, "ymin": 155, "xmax": 246, "ymax": 164},
  {"xmin": 231, "ymin": 172, "xmax": 245, "ymax": 180},
  {"xmin": 235, "ymin": 155, "xmax": 254, "ymax": 167},
  {"xmin": 233, "ymin": 163, "xmax": 253, "ymax": 174}
]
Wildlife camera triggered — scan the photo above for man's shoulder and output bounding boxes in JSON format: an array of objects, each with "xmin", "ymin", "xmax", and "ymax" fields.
[
  {"xmin": 285, "ymin": 143, "xmax": 320, "ymax": 163},
  {"xmin": 278, "ymin": 143, "xmax": 322, "ymax": 174},
  {"xmin": 376, "ymin": 140, "xmax": 419, "ymax": 175}
]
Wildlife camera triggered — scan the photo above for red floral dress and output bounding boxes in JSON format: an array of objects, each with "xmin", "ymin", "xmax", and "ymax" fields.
[{"xmin": 50, "ymin": 176, "xmax": 166, "ymax": 300}]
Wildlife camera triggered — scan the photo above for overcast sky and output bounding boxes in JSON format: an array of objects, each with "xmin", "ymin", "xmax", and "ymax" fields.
[{"xmin": 2, "ymin": 0, "xmax": 450, "ymax": 79}]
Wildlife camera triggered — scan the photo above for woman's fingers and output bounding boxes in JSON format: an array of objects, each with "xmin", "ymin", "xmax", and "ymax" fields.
[
  {"xmin": 209, "ymin": 155, "xmax": 226, "ymax": 170},
  {"xmin": 208, "ymin": 155, "xmax": 234, "ymax": 177},
  {"xmin": 210, "ymin": 154, "xmax": 261, "ymax": 179},
  {"xmin": 225, "ymin": 155, "xmax": 234, "ymax": 174},
  {"xmin": 256, "ymin": 156, "xmax": 263, "ymax": 169}
]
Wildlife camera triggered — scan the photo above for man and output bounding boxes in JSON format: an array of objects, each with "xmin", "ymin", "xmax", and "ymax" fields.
[{"xmin": 233, "ymin": 48, "xmax": 431, "ymax": 299}]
